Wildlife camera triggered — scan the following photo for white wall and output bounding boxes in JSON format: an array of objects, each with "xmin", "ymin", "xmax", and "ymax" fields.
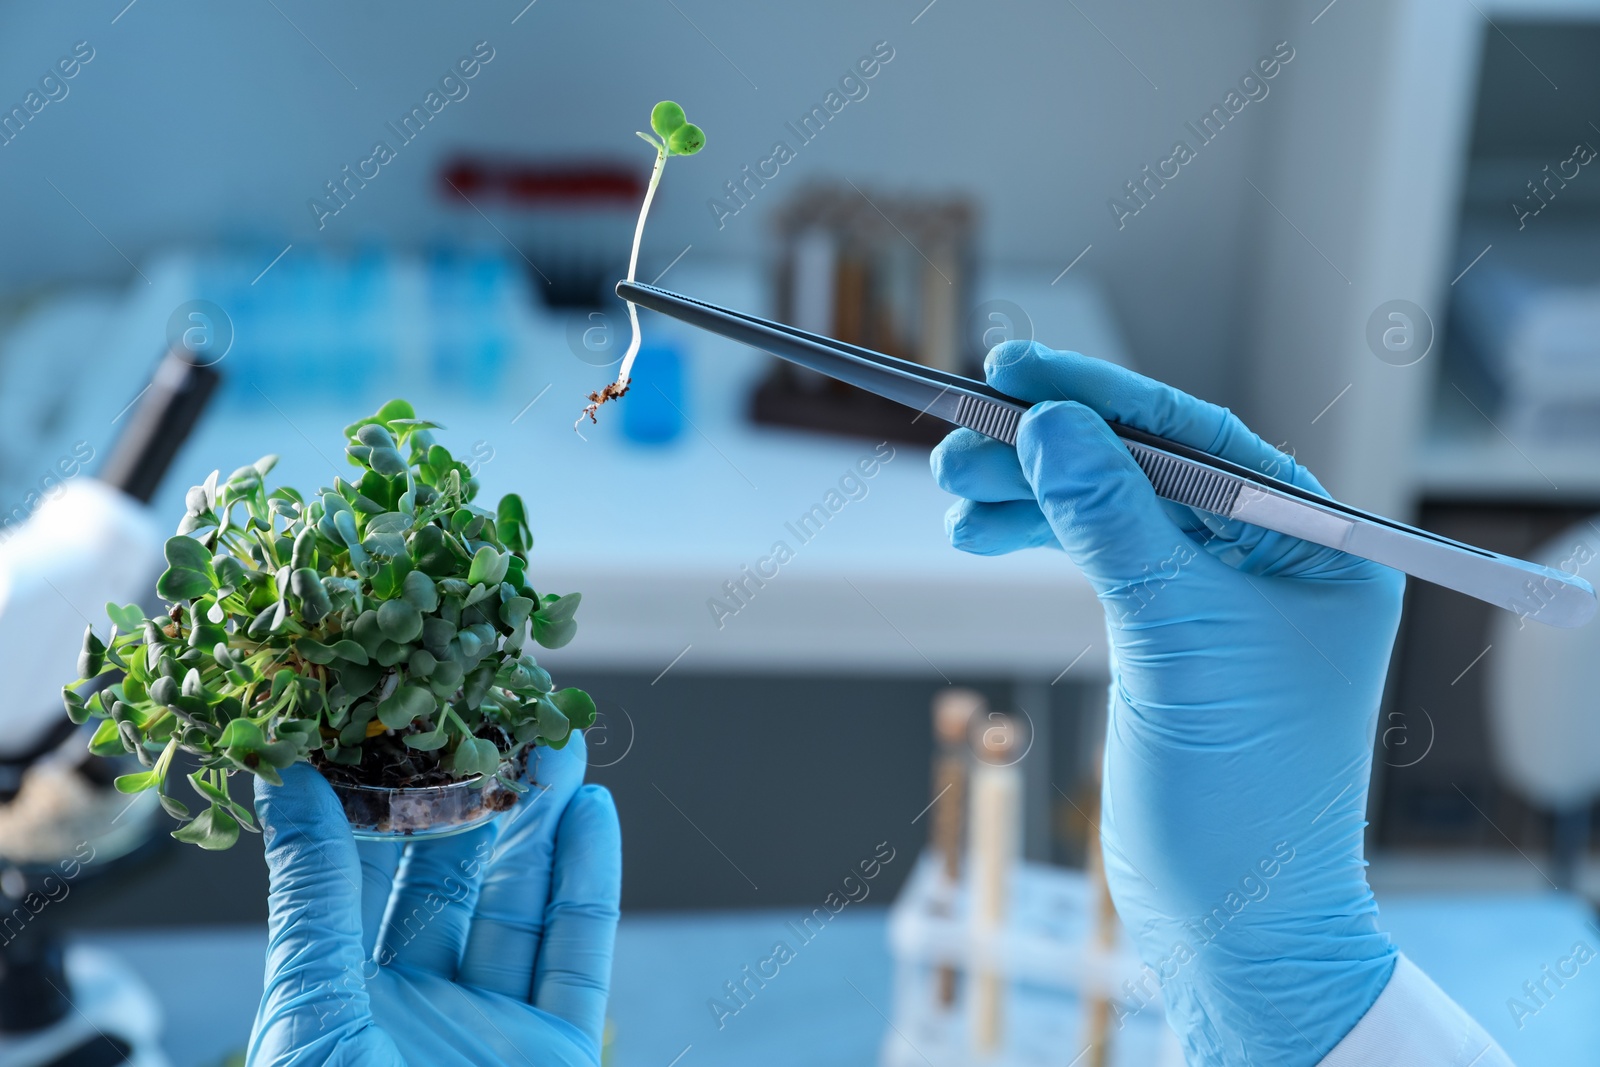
[{"xmin": 0, "ymin": 0, "xmax": 1305, "ymax": 402}]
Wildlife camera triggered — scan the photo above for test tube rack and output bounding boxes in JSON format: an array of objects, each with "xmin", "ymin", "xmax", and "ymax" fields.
[{"xmin": 880, "ymin": 852, "xmax": 1178, "ymax": 1067}]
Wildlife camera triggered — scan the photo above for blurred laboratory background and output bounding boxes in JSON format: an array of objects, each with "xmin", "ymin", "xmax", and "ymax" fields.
[{"xmin": 0, "ymin": 1, "xmax": 1598, "ymax": 1065}]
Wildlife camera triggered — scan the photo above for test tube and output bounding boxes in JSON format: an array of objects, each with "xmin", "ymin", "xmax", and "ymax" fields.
[
  {"xmin": 968, "ymin": 711, "xmax": 1020, "ymax": 1057},
  {"xmin": 930, "ymin": 688, "xmax": 984, "ymax": 1008}
]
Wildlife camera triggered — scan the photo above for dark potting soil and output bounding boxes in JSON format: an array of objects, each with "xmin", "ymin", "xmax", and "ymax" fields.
[{"xmin": 312, "ymin": 725, "xmax": 526, "ymax": 791}]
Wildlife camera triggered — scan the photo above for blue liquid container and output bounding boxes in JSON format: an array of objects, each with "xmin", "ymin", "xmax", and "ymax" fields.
[{"xmin": 622, "ymin": 341, "xmax": 685, "ymax": 445}]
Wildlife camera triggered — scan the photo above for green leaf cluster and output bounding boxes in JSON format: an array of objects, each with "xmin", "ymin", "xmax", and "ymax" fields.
[{"xmin": 65, "ymin": 399, "xmax": 595, "ymax": 849}]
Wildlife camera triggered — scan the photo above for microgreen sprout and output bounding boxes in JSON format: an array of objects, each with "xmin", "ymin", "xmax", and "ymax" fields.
[
  {"xmin": 63, "ymin": 399, "xmax": 594, "ymax": 849},
  {"xmin": 577, "ymin": 100, "xmax": 705, "ymax": 427}
]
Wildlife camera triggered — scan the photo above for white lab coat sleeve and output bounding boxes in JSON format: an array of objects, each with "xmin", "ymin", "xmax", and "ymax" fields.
[{"xmin": 1318, "ymin": 954, "xmax": 1514, "ymax": 1066}]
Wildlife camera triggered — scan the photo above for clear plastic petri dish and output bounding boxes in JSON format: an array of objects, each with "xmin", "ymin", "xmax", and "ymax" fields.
[{"xmin": 328, "ymin": 775, "xmax": 518, "ymax": 841}]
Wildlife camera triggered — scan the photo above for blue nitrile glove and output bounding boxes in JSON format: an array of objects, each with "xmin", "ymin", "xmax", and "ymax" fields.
[
  {"xmin": 247, "ymin": 731, "xmax": 621, "ymax": 1067},
  {"xmin": 932, "ymin": 342, "xmax": 1406, "ymax": 1066}
]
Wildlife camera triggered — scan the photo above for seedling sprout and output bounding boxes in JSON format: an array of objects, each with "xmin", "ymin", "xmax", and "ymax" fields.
[{"xmin": 577, "ymin": 100, "xmax": 705, "ymax": 427}]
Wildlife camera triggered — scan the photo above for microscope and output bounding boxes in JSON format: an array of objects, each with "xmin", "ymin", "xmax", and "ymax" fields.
[{"xmin": 0, "ymin": 350, "xmax": 217, "ymax": 1067}]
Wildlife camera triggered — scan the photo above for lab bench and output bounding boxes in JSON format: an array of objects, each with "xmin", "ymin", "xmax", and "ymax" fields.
[
  {"xmin": 140, "ymin": 257, "xmax": 1119, "ymax": 681},
  {"xmin": 10, "ymin": 251, "xmax": 1119, "ymax": 682}
]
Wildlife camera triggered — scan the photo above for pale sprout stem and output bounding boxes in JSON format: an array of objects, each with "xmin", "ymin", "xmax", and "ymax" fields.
[
  {"xmin": 620, "ymin": 145, "xmax": 668, "ymax": 384},
  {"xmin": 576, "ymin": 139, "xmax": 668, "ymax": 428}
]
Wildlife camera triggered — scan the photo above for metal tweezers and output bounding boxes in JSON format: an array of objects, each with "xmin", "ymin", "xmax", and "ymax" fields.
[{"xmin": 617, "ymin": 281, "xmax": 1597, "ymax": 628}]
